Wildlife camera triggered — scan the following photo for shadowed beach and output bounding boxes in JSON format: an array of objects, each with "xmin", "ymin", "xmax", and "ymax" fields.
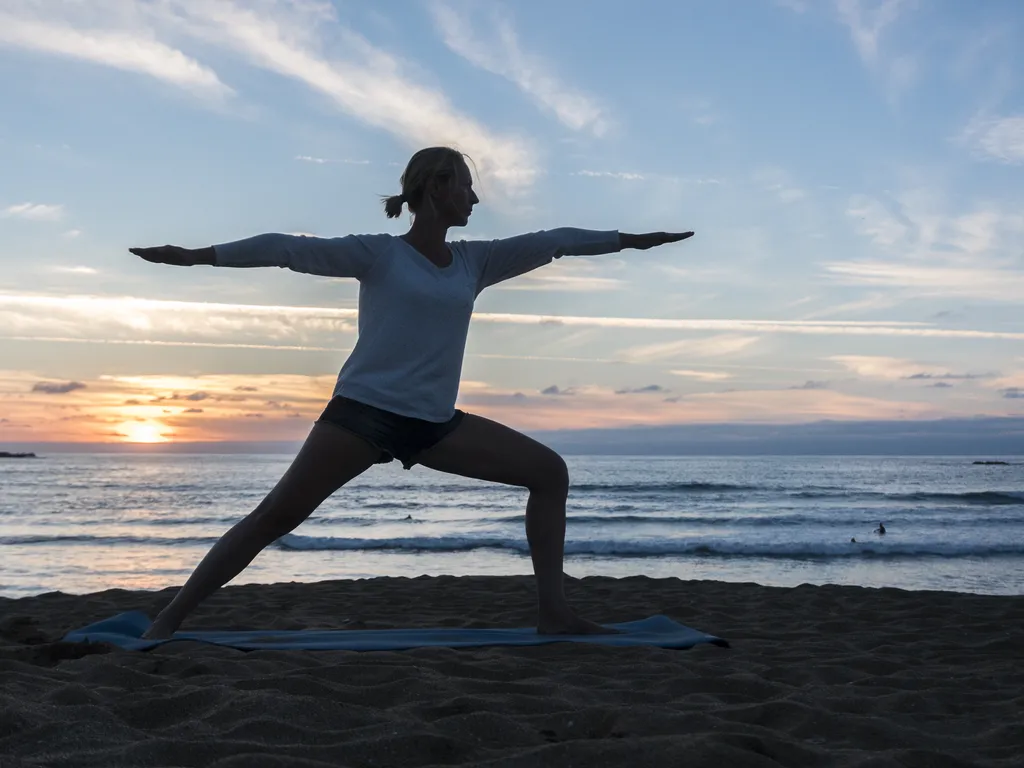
[{"xmin": 2, "ymin": 575, "xmax": 1021, "ymax": 767}]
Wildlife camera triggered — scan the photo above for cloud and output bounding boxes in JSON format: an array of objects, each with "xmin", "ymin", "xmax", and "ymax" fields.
[
  {"xmin": 904, "ymin": 372, "xmax": 991, "ymax": 381},
  {"xmin": 669, "ymin": 370, "xmax": 733, "ymax": 382},
  {"xmin": 176, "ymin": 391, "xmax": 210, "ymax": 401},
  {"xmin": 845, "ymin": 195, "xmax": 908, "ymax": 248},
  {"xmin": 183, "ymin": 408, "xmax": 204, "ymax": 413},
  {"xmin": 457, "ymin": 382, "xmax": 945, "ymax": 431},
  {"xmin": 960, "ymin": 113, "xmax": 1024, "ymax": 165},
  {"xmin": 1003, "ymin": 388, "xmax": 1024, "ymax": 399},
  {"xmin": 295, "ymin": 155, "xmax": 370, "ymax": 165},
  {"xmin": 32, "ymin": 380, "xmax": 86, "ymax": 394},
  {"xmin": 4, "ymin": 295, "xmax": 1024, "ymax": 350},
  {"xmin": 0, "ymin": 4, "xmax": 231, "ymax": 99},
  {"xmin": 828, "ymin": 356, "xmax": 984, "ymax": 381},
  {"xmin": 790, "ymin": 381, "xmax": 829, "ymax": 390},
  {"xmin": 49, "ymin": 266, "xmax": 97, "ymax": 275},
  {"xmin": 574, "ymin": 170, "xmax": 646, "ymax": 181},
  {"xmin": 162, "ymin": 0, "xmax": 536, "ymax": 191},
  {"xmin": 430, "ymin": 1, "xmax": 608, "ymax": 136},
  {"xmin": 836, "ymin": 0, "xmax": 907, "ymax": 65},
  {"xmin": 614, "ymin": 385, "xmax": 668, "ymax": 395},
  {"xmin": 754, "ymin": 168, "xmax": 805, "ymax": 203},
  {"xmin": 541, "ymin": 385, "xmax": 575, "ymax": 396},
  {"xmin": 2, "ymin": 0, "xmax": 534, "ymax": 192},
  {"xmin": 930, "ymin": 382, "xmax": 953, "ymax": 389},
  {"xmin": 495, "ymin": 259, "xmax": 626, "ymax": 292},
  {"xmin": 836, "ymin": 0, "xmax": 917, "ymax": 93},
  {"xmin": 823, "ymin": 260, "xmax": 1024, "ymax": 302},
  {"xmin": 621, "ymin": 335, "xmax": 760, "ymax": 364},
  {"xmin": 3, "ymin": 203, "xmax": 64, "ymax": 221}
]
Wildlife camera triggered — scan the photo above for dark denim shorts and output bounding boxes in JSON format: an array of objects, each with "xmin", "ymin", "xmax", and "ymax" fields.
[{"xmin": 315, "ymin": 396, "xmax": 466, "ymax": 470}]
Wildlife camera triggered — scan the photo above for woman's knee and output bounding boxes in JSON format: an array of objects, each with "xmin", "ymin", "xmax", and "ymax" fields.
[{"xmin": 527, "ymin": 451, "xmax": 570, "ymax": 496}]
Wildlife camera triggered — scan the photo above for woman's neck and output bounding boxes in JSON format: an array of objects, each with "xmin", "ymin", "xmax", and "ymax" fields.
[{"xmin": 401, "ymin": 217, "xmax": 451, "ymax": 265}]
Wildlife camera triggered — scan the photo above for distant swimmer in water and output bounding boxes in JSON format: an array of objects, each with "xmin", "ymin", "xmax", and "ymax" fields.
[
  {"xmin": 850, "ymin": 537, "xmax": 857, "ymax": 543},
  {"xmin": 874, "ymin": 523, "xmax": 886, "ymax": 535}
]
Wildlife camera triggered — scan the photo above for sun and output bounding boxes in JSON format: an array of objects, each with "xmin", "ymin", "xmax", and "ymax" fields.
[{"xmin": 118, "ymin": 422, "xmax": 170, "ymax": 443}]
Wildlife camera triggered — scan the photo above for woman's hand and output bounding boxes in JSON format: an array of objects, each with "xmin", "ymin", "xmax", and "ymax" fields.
[
  {"xmin": 620, "ymin": 231, "xmax": 694, "ymax": 251},
  {"xmin": 129, "ymin": 245, "xmax": 214, "ymax": 266}
]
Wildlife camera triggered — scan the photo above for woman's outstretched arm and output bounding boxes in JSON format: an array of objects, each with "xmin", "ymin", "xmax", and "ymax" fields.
[
  {"xmin": 472, "ymin": 228, "xmax": 694, "ymax": 292},
  {"xmin": 129, "ymin": 233, "xmax": 385, "ymax": 279}
]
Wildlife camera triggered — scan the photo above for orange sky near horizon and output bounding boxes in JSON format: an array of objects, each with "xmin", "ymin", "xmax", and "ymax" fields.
[{"xmin": 5, "ymin": 367, "xmax": 1021, "ymax": 445}]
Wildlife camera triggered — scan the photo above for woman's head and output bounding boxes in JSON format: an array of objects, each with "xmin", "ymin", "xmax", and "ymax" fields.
[{"xmin": 383, "ymin": 146, "xmax": 478, "ymax": 226}]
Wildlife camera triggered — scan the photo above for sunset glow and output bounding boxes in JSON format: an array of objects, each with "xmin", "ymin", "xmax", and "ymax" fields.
[{"xmin": 117, "ymin": 422, "xmax": 170, "ymax": 444}]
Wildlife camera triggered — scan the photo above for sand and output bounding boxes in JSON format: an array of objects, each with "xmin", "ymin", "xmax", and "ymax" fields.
[{"xmin": 1, "ymin": 575, "xmax": 1022, "ymax": 767}]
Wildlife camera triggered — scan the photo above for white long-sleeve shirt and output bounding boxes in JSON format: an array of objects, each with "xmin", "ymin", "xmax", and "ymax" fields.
[{"xmin": 213, "ymin": 229, "xmax": 622, "ymax": 421}]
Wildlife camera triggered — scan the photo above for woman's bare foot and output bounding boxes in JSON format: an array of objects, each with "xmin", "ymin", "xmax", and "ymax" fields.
[
  {"xmin": 141, "ymin": 614, "xmax": 178, "ymax": 640},
  {"xmin": 537, "ymin": 609, "xmax": 621, "ymax": 635}
]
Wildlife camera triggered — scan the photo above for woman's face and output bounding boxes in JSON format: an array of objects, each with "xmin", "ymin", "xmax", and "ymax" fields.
[{"xmin": 435, "ymin": 161, "xmax": 479, "ymax": 227}]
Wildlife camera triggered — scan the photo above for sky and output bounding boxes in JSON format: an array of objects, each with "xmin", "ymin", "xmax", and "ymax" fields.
[{"xmin": 1, "ymin": 0, "xmax": 1023, "ymax": 446}]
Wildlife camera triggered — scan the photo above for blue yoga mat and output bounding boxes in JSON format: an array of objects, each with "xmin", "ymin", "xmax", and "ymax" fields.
[{"xmin": 63, "ymin": 611, "xmax": 728, "ymax": 651}]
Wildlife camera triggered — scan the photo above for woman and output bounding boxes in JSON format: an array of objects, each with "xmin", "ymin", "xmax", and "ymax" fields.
[{"xmin": 130, "ymin": 146, "xmax": 694, "ymax": 638}]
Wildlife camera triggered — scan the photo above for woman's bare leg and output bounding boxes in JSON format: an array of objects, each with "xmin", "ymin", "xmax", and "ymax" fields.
[
  {"xmin": 143, "ymin": 423, "xmax": 382, "ymax": 638},
  {"xmin": 413, "ymin": 414, "xmax": 615, "ymax": 634}
]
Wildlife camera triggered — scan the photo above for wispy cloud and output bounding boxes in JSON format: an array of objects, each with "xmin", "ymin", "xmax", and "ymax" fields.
[
  {"xmin": 574, "ymin": 170, "xmax": 646, "ymax": 181},
  {"xmin": 429, "ymin": 1, "xmax": 609, "ymax": 136},
  {"xmin": 495, "ymin": 259, "xmax": 627, "ymax": 292},
  {"xmin": 457, "ymin": 383, "xmax": 944, "ymax": 431},
  {"xmin": 166, "ymin": 0, "xmax": 536, "ymax": 191},
  {"xmin": 837, "ymin": 186, "xmax": 1024, "ymax": 301},
  {"xmin": 829, "ymin": 355, "xmax": 984, "ymax": 381},
  {"xmin": 823, "ymin": 260, "xmax": 1024, "ymax": 302},
  {"xmin": 0, "ymin": 3, "xmax": 231, "ymax": 99},
  {"xmin": 49, "ymin": 266, "xmax": 98, "ymax": 275},
  {"xmin": 495, "ymin": 273, "xmax": 626, "ymax": 292},
  {"xmin": 836, "ymin": 0, "xmax": 917, "ymax": 93},
  {"xmin": 669, "ymin": 369, "xmax": 734, "ymax": 382},
  {"xmin": 960, "ymin": 113, "xmax": 1024, "ymax": 165},
  {"xmin": 295, "ymin": 155, "xmax": 370, "ymax": 165},
  {"xmin": 4, "ymin": 294, "xmax": 1024, "ymax": 347},
  {"xmin": 754, "ymin": 168, "xmax": 805, "ymax": 203},
  {"xmin": 621, "ymin": 335, "xmax": 760, "ymax": 364},
  {"xmin": 837, "ymin": 0, "xmax": 906, "ymax": 65},
  {"xmin": 615, "ymin": 384, "xmax": 669, "ymax": 395},
  {"xmin": 3, "ymin": 203, "xmax": 64, "ymax": 221},
  {"xmin": 2, "ymin": 0, "xmax": 535, "ymax": 191}
]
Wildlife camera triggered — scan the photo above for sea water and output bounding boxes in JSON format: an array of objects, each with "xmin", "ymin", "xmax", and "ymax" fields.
[{"xmin": 2, "ymin": 454, "xmax": 1022, "ymax": 598}]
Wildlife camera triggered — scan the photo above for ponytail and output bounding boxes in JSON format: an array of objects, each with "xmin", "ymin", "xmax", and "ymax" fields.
[{"xmin": 382, "ymin": 193, "xmax": 406, "ymax": 219}]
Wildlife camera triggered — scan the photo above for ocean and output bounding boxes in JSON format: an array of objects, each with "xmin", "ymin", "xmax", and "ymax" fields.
[{"xmin": 2, "ymin": 454, "xmax": 1022, "ymax": 598}]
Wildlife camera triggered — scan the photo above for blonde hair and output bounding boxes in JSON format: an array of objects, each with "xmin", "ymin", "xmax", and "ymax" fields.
[{"xmin": 382, "ymin": 147, "xmax": 470, "ymax": 219}]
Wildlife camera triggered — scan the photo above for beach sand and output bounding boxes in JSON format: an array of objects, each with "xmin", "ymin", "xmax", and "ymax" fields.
[{"xmin": 1, "ymin": 575, "xmax": 1021, "ymax": 767}]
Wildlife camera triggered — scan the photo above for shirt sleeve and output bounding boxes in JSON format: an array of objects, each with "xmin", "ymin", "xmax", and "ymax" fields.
[
  {"xmin": 212, "ymin": 233, "xmax": 380, "ymax": 279},
  {"xmin": 471, "ymin": 228, "xmax": 621, "ymax": 292}
]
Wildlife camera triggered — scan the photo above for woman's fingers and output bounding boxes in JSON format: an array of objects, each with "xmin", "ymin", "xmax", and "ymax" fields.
[
  {"xmin": 129, "ymin": 245, "xmax": 191, "ymax": 265},
  {"xmin": 633, "ymin": 231, "xmax": 695, "ymax": 249}
]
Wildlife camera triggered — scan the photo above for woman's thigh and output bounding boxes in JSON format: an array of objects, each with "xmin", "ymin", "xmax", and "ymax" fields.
[
  {"xmin": 412, "ymin": 414, "xmax": 567, "ymax": 491},
  {"xmin": 255, "ymin": 421, "xmax": 383, "ymax": 531}
]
